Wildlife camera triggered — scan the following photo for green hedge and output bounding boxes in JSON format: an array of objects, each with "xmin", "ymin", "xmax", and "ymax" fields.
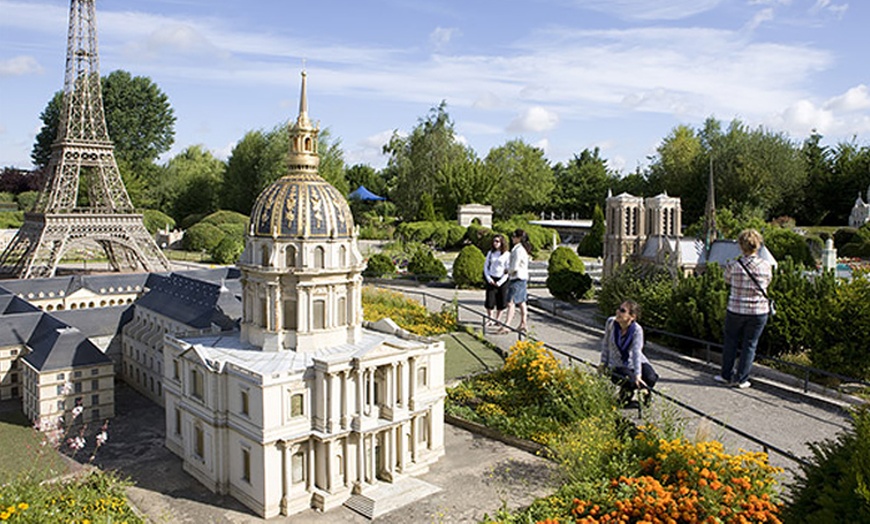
[
  {"xmin": 452, "ymin": 245, "xmax": 485, "ymax": 288},
  {"xmin": 546, "ymin": 246, "xmax": 591, "ymax": 301}
]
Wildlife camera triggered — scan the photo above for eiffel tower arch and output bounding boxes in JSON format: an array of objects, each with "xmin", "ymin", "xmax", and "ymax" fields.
[{"xmin": 0, "ymin": 0, "xmax": 170, "ymax": 279}]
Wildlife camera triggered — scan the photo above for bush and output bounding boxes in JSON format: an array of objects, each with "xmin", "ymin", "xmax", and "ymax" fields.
[
  {"xmin": 452, "ymin": 245, "xmax": 485, "ymax": 288},
  {"xmin": 407, "ymin": 247, "xmax": 447, "ymax": 282},
  {"xmin": 0, "ymin": 211, "xmax": 23, "ymax": 229},
  {"xmin": 665, "ymin": 262, "xmax": 728, "ymax": 344},
  {"xmin": 182, "ymin": 222, "xmax": 225, "ymax": 252},
  {"xmin": 210, "ymin": 235, "xmax": 244, "ymax": 264},
  {"xmin": 833, "ymin": 227, "xmax": 858, "ymax": 249},
  {"xmin": 142, "ymin": 209, "xmax": 175, "ymax": 235},
  {"xmin": 15, "ymin": 190, "xmax": 38, "ymax": 212},
  {"xmin": 201, "ymin": 209, "xmax": 249, "ymax": 227},
  {"xmin": 363, "ymin": 253, "xmax": 396, "ymax": 277},
  {"xmin": 493, "ymin": 215, "xmax": 556, "ymax": 257},
  {"xmin": 546, "ymin": 246, "xmax": 592, "ymax": 301},
  {"xmin": 762, "ymin": 226, "xmax": 815, "ymax": 267},
  {"xmin": 785, "ymin": 406, "xmax": 870, "ymax": 523},
  {"xmin": 598, "ymin": 262, "xmax": 675, "ymax": 330},
  {"xmin": 362, "ymin": 286, "xmax": 456, "ymax": 336},
  {"xmin": 465, "ymin": 223, "xmax": 495, "ymax": 253}
]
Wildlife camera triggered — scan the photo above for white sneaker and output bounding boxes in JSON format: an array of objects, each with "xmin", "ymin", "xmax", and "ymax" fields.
[
  {"xmin": 734, "ymin": 380, "xmax": 751, "ymax": 389},
  {"xmin": 713, "ymin": 375, "xmax": 729, "ymax": 384}
]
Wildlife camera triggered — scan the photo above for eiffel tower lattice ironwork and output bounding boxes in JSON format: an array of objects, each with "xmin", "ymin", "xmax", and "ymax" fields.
[{"xmin": 0, "ymin": 0, "xmax": 170, "ymax": 279}]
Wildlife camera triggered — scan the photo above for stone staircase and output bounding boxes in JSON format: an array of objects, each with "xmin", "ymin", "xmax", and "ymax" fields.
[{"xmin": 343, "ymin": 477, "xmax": 441, "ymax": 519}]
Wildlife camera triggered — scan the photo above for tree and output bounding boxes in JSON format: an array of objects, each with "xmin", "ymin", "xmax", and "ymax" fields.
[
  {"xmin": 32, "ymin": 71, "xmax": 175, "ymax": 168},
  {"xmin": 221, "ymin": 124, "xmax": 347, "ymax": 215},
  {"xmin": 346, "ymin": 163, "xmax": 386, "ymax": 197},
  {"xmin": 647, "ymin": 124, "xmax": 705, "ymax": 222},
  {"xmin": 577, "ymin": 204, "xmax": 605, "ymax": 257},
  {"xmin": 485, "ymin": 139, "xmax": 555, "ymax": 218},
  {"xmin": 552, "ymin": 147, "xmax": 615, "ymax": 217},
  {"xmin": 382, "ymin": 101, "xmax": 476, "ymax": 220},
  {"xmin": 160, "ymin": 145, "xmax": 225, "ymax": 223}
]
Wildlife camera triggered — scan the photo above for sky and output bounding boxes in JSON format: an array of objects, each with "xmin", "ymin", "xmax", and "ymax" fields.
[{"xmin": 1, "ymin": 0, "xmax": 868, "ymax": 175}]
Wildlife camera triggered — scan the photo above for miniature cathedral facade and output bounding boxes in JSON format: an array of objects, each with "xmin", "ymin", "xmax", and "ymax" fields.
[{"xmin": 162, "ymin": 72, "xmax": 446, "ymax": 518}]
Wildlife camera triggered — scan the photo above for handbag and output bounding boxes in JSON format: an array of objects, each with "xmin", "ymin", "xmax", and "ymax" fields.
[{"xmin": 736, "ymin": 257, "xmax": 776, "ymax": 316}]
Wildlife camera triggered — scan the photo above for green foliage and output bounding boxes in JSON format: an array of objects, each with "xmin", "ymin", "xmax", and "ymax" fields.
[
  {"xmin": 838, "ymin": 224, "xmax": 870, "ymax": 257},
  {"xmin": 0, "ymin": 211, "xmax": 23, "ymax": 229},
  {"xmin": 0, "ymin": 470, "xmax": 143, "ymax": 523},
  {"xmin": 546, "ymin": 246, "xmax": 592, "ymax": 301},
  {"xmin": 397, "ymin": 220, "xmax": 466, "ymax": 249},
  {"xmin": 416, "ymin": 192, "xmax": 438, "ymax": 221},
  {"xmin": 552, "ymin": 147, "xmax": 615, "ymax": 218},
  {"xmin": 382, "ymin": 101, "xmax": 477, "ymax": 220},
  {"xmin": 210, "ymin": 235, "xmax": 244, "ymax": 264},
  {"xmin": 485, "ymin": 139, "xmax": 555, "ymax": 219},
  {"xmin": 200, "ymin": 209, "xmax": 249, "ymax": 228},
  {"xmin": 452, "ymin": 245, "xmax": 485, "ymax": 288},
  {"xmin": 15, "ymin": 191, "xmax": 38, "ymax": 212},
  {"xmin": 182, "ymin": 222, "xmax": 225, "ymax": 252},
  {"xmin": 763, "ymin": 258, "xmax": 837, "ymax": 356},
  {"xmin": 833, "ymin": 227, "xmax": 859, "ymax": 249},
  {"xmin": 785, "ymin": 406, "xmax": 870, "ymax": 523},
  {"xmin": 598, "ymin": 262, "xmax": 675, "ymax": 329},
  {"xmin": 762, "ymin": 225, "xmax": 815, "ymax": 267},
  {"xmin": 141, "ymin": 209, "xmax": 175, "ymax": 235},
  {"xmin": 407, "ymin": 247, "xmax": 447, "ymax": 282},
  {"xmin": 362, "ymin": 253, "xmax": 396, "ymax": 278},
  {"xmin": 665, "ymin": 263, "xmax": 728, "ymax": 344},
  {"xmin": 577, "ymin": 204, "xmax": 605, "ymax": 257},
  {"xmin": 809, "ymin": 276, "xmax": 870, "ymax": 379},
  {"xmin": 464, "ymin": 223, "xmax": 495, "ymax": 253},
  {"xmin": 0, "ymin": 191, "xmax": 13, "ymax": 203}
]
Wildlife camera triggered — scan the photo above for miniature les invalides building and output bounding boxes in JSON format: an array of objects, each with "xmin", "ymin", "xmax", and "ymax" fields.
[{"xmin": 162, "ymin": 72, "xmax": 446, "ymax": 518}]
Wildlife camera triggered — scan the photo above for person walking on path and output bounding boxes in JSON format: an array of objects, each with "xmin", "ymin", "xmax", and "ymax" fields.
[
  {"xmin": 499, "ymin": 229, "xmax": 531, "ymax": 334},
  {"xmin": 483, "ymin": 234, "xmax": 510, "ymax": 331},
  {"xmin": 715, "ymin": 228, "xmax": 774, "ymax": 389},
  {"xmin": 600, "ymin": 300, "xmax": 658, "ymax": 405}
]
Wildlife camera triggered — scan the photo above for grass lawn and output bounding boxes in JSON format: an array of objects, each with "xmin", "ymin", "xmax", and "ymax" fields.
[
  {"xmin": 0, "ymin": 406, "xmax": 70, "ymax": 484},
  {"xmin": 441, "ymin": 330, "xmax": 505, "ymax": 382}
]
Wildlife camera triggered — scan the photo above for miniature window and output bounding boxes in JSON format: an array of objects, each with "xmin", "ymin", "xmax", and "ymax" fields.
[
  {"xmin": 241, "ymin": 390, "xmax": 249, "ymax": 416},
  {"xmin": 285, "ymin": 245, "xmax": 296, "ymax": 268},
  {"xmin": 194, "ymin": 426, "xmax": 204, "ymax": 458},
  {"xmin": 173, "ymin": 360, "xmax": 180, "ymax": 380},
  {"xmin": 191, "ymin": 370, "xmax": 204, "ymax": 400},
  {"xmin": 283, "ymin": 300, "xmax": 297, "ymax": 330},
  {"xmin": 417, "ymin": 367, "xmax": 428, "ymax": 387},
  {"xmin": 313, "ymin": 300, "xmax": 325, "ymax": 329},
  {"xmin": 260, "ymin": 245, "xmax": 270, "ymax": 267},
  {"xmin": 290, "ymin": 393, "xmax": 304, "ymax": 417},
  {"xmin": 242, "ymin": 448, "xmax": 251, "ymax": 483},
  {"xmin": 337, "ymin": 297, "xmax": 347, "ymax": 325},
  {"xmin": 291, "ymin": 452, "xmax": 305, "ymax": 484},
  {"xmin": 314, "ymin": 246, "xmax": 325, "ymax": 268},
  {"xmin": 175, "ymin": 408, "xmax": 182, "ymax": 436}
]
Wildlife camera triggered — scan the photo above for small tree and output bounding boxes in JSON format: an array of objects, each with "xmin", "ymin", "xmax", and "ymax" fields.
[
  {"xmin": 577, "ymin": 204, "xmax": 605, "ymax": 257},
  {"xmin": 546, "ymin": 246, "xmax": 592, "ymax": 301},
  {"xmin": 407, "ymin": 248, "xmax": 447, "ymax": 282},
  {"xmin": 452, "ymin": 245, "xmax": 485, "ymax": 288},
  {"xmin": 363, "ymin": 253, "xmax": 396, "ymax": 278}
]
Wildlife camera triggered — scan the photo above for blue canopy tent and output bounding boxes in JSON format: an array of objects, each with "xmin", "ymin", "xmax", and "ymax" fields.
[{"xmin": 348, "ymin": 185, "xmax": 386, "ymax": 201}]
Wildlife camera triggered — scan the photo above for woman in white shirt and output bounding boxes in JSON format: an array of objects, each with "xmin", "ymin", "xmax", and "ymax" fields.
[
  {"xmin": 499, "ymin": 229, "xmax": 531, "ymax": 334},
  {"xmin": 484, "ymin": 234, "xmax": 510, "ymax": 330}
]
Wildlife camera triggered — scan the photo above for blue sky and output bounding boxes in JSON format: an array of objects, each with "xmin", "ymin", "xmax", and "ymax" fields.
[{"xmin": 1, "ymin": 0, "xmax": 867, "ymax": 174}]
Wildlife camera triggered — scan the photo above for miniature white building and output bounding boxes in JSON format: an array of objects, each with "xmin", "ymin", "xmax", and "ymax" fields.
[
  {"xmin": 457, "ymin": 203, "xmax": 493, "ymax": 228},
  {"xmin": 162, "ymin": 72, "xmax": 446, "ymax": 518},
  {"xmin": 849, "ymin": 185, "xmax": 870, "ymax": 228}
]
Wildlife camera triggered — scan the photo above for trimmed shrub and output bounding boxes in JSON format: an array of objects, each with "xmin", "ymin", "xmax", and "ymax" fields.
[
  {"xmin": 15, "ymin": 190, "xmax": 38, "ymax": 212},
  {"xmin": 598, "ymin": 262, "xmax": 675, "ymax": 329},
  {"xmin": 465, "ymin": 223, "xmax": 495, "ymax": 253},
  {"xmin": 577, "ymin": 204, "xmax": 605, "ymax": 257},
  {"xmin": 785, "ymin": 406, "xmax": 870, "ymax": 523},
  {"xmin": 201, "ymin": 209, "xmax": 249, "ymax": 227},
  {"xmin": 363, "ymin": 253, "xmax": 396, "ymax": 278},
  {"xmin": 546, "ymin": 246, "xmax": 591, "ymax": 301},
  {"xmin": 763, "ymin": 226, "xmax": 815, "ymax": 267},
  {"xmin": 407, "ymin": 248, "xmax": 447, "ymax": 282},
  {"xmin": 142, "ymin": 209, "xmax": 175, "ymax": 235},
  {"xmin": 452, "ymin": 245, "xmax": 485, "ymax": 288},
  {"xmin": 182, "ymin": 222, "xmax": 224, "ymax": 252},
  {"xmin": 210, "ymin": 235, "xmax": 244, "ymax": 264},
  {"xmin": 0, "ymin": 211, "xmax": 23, "ymax": 229}
]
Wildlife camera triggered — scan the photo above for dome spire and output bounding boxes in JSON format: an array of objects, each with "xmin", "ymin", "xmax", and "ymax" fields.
[{"xmin": 296, "ymin": 68, "xmax": 311, "ymax": 128}]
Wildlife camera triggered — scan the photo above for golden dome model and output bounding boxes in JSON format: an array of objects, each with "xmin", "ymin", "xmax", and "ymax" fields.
[{"xmin": 248, "ymin": 71, "xmax": 354, "ymax": 239}]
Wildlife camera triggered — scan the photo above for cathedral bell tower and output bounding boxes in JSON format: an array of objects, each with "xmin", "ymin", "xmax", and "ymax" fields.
[{"xmin": 239, "ymin": 71, "xmax": 365, "ymax": 351}]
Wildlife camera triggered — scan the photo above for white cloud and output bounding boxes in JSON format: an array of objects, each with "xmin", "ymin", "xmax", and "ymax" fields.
[
  {"xmin": 0, "ymin": 55, "xmax": 44, "ymax": 77},
  {"xmin": 824, "ymin": 84, "xmax": 870, "ymax": 112},
  {"xmin": 429, "ymin": 27, "xmax": 459, "ymax": 50},
  {"xmin": 744, "ymin": 8, "xmax": 775, "ymax": 31},
  {"xmin": 810, "ymin": 0, "xmax": 848, "ymax": 18},
  {"xmin": 507, "ymin": 106, "xmax": 559, "ymax": 133}
]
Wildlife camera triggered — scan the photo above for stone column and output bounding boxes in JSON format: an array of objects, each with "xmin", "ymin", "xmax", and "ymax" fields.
[{"xmin": 279, "ymin": 440, "xmax": 288, "ymax": 515}]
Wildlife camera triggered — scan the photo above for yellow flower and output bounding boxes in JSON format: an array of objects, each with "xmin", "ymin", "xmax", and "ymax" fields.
[{"xmin": 17, "ymin": 503, "xmax": 28, "ymax": 510}]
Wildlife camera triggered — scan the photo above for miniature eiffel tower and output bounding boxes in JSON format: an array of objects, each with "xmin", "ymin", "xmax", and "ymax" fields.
[{"xmin": 0, "ymin": 0, "xmax": 170, "ymax": 279}]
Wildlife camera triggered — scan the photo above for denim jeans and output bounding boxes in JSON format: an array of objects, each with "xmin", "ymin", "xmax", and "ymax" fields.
[{"xmin": 721, "ymin": 311, "xmax": 768, "ymax": 383}]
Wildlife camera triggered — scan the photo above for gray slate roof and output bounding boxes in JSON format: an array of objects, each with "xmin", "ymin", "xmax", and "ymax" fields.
[
  {"xmin": 21, "ymin": 314, "xmax": 111, "ymax": 372},
  {"xmin": 135, "ymin": 271, "xmax": 240, "ymax": 330}
]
